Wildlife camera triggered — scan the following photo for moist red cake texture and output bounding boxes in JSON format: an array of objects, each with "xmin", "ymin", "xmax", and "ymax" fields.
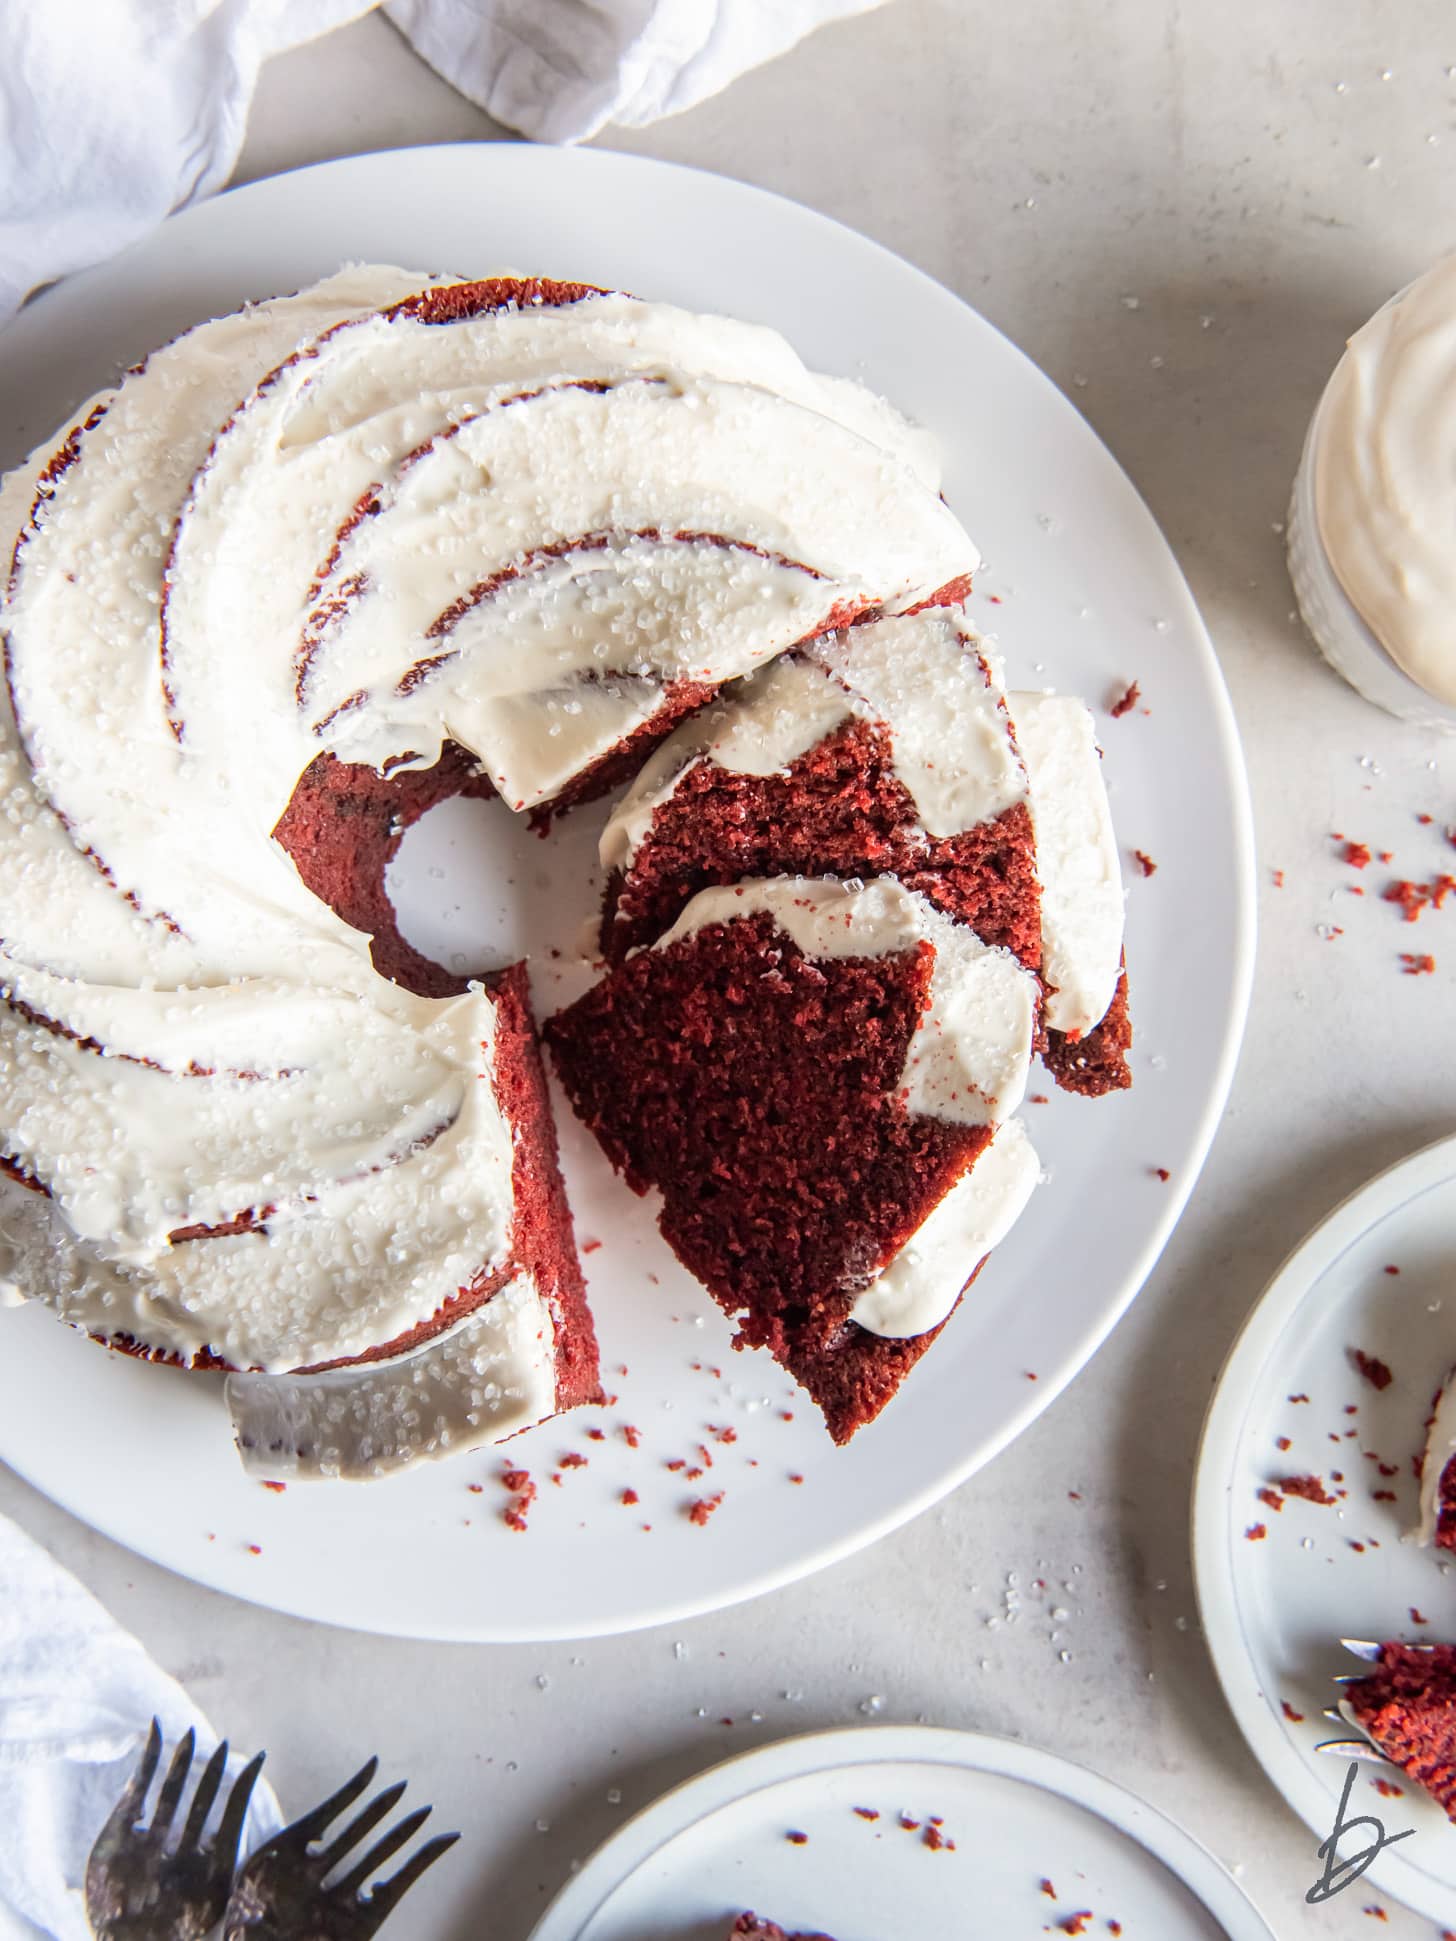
[
  {"xmin": 598, "ymin": 661, "xmax": 1131, "ymax": 1099},
  {"xmin": 545, "ymin": 907, "xmax": 996, "ymax": 1443},
  {"xmin": 1345, "ymin": 1641, "xmax": 1456, "ymax": 1820},
  {"xmin": 601, "ymin": 709, "xmax": 1043, "ymax": 969}
]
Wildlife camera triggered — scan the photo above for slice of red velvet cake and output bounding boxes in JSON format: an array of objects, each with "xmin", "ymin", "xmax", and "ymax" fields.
[
  {"xmin": 1341, "ymin": 1641, "xmax": 1456, "ymax": 1820},
  {"xmin": 546, "ymin": 875, "xmax": 1040, "ymax": 1441},
  {"xmin": 596, "ymin": 611, "xmax": 1130, "ymax": 1095}
]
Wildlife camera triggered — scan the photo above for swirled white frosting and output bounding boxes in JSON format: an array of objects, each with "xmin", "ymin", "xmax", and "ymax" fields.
[
  {"xmin": 1008, "ymin": 691, "xmax": 1124, "ymax": 1038},
  {"xmin": 0, "ymin": 267, "xmax": 980, "ymax": 1469},
  {"xmin": 1315, "ymin": 254, "xmax": 1456, "ymax": 707}
]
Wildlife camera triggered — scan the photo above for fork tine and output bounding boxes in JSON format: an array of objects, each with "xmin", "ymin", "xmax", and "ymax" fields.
[
  {"xmin": 214, "ymin": 1749, "xmax": 266, "ymax": 1871},
  {"xmin": 148, "ymin": 1727, "xmax": 196, "ymax": 1840},
  {"xmin": 335, "ymin": 1804, "xmax": 432, "ymax": 1898},
  {"xmin": 179, "ymin": 1738, "xmax": 229, "ymax": 1852},
  {"xmin": 314, "ymin": 1779, "xmax": 408, "ymax": 1876},
  {"xmin": 364, "ymin": 1829, "xmax": 460, "ymax": 1916},
  {"xmin": 288, "ymin": 1755, "xmax": 380, "ymax": 1845},
  {"xmin": 87, "ymin": 1717, "xmax": 163, "ymax": 1872}
]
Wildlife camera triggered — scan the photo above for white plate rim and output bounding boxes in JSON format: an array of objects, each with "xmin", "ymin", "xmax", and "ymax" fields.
[
  {"xmin": 0, "ymin": 141, "xmax": 1258, "ymax": 1640},
  {"xmin": 525, "ymin": 1721, "xmax": 1276, "ymax": 1940},
  {"xmin": 1190, "ymin": 1128, "xmax": 1456, "ymax": 1924}
]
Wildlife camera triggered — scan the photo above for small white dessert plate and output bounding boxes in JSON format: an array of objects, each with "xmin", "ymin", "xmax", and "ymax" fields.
[
  {"xmin": 0, "ymin": 143, "xmax": 1254, "ymax": 1641},
  {"xmin": 1193, "ymin": 1131, "xmax": 1456, "ymax": 1925},
  {"xmin": 526, "ymin": 1724, "xmax": 1275, "ymax": 1940}
]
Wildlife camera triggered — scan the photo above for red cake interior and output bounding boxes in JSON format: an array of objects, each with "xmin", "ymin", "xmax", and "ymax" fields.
[
  {"xmin": 602, "ymin": 713, "xmax": 1042, "ymax": 970},
  {"xmin": 1346, "ymin": 1641, "xmax": 1456, "ymax": 1821},
  {"xmin": 1042, "ymin": 965, "xmax": 1133, "ymax": 1097},
  {"xmin": 1438, "ymin": 1449, "xmax": 1456, "ymax": 1551},
  {"xmin": 545, "ymin": 907, "xmax": 994, "ymax": 1442}
]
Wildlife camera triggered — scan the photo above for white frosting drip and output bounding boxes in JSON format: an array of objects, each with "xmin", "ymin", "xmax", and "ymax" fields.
[
  {"xmin": 1413, "ymin": 1364, "xmax": 1456, "ymax": 1546},
  {"xmin": 226, "ymin": 1275, "xmax": 555, "ymax": 1481},
  {"xmin": 1315, "ymin": 255, "xmax": 1456, "ymax": 707},
  {"xmin": 600, "ymin": 610, "xmax": 1025, "ymax": 873},
  {"xmin": 655, "ymin": 877, "xmax": 1036, "ymax": 1125},
  {"xmin": 1009, "ymin": 692, "xmax": 1124, "ymax": 1037},
  {"xmin": 848, "ymin": 1116, "xmax": 1039, "ymax": 1337}
]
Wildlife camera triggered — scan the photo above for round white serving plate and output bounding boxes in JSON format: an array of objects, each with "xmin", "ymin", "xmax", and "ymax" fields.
[
  {"xmin": 526, "ymin": 1724, "xmax": 1275, "ymax": 1940},
  {"xmin": 1193, "ymin": 1132, "xmax": 1456, "ymax": 1925},
  {"xmin": 0, "ymin": 143, "xmax": 1254, "ymax": 1641}
]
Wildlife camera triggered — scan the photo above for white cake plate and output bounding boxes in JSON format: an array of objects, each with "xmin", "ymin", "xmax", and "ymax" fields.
[{"xmin": 0, "ymin": 143, "xmax": 1254, "ymax": 1640}]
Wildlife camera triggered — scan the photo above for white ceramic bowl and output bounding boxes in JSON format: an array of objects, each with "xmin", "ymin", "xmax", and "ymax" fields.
[{"xmin": 1287, "ymin": 311, "xmax": 1456, "ymax": 733}]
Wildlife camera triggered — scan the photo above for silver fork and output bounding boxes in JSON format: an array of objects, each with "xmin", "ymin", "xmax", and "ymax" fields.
[
  {"xmin": 1314, "ymin": 1636, "xmax": 1435, "ymax": 1762},
  {"xmin": 85, "ymin": 1718, "xmax": 265, "ymax": 1940},
  {"xmin": 222, "ymin": 1755, "xmax": 459, "ymax": 1939}
]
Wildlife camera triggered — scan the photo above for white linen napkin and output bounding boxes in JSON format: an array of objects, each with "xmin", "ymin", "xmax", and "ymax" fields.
[
  {"xmin": 0, "ymin": 0, "xmax": 884, "ymax": 324},
  {"xmin": 0, "ymin": 1513, "xmax": 283, "ymax": 1941}
]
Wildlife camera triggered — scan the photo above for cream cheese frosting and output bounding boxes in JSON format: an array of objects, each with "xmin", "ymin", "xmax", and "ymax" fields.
[
  {"xmin": 655, "ymin": 876, "xmax": 1037, "ymax": 1126},
  {"xmin": 1315, "ymin": 254, "xmax": 1456, "ymax": 708},
  {"xmin": 1009, "ymin": 691, "xmax": 1124, "ymax": 1038},
  {"xmin": 0, "ymin": 268, "xmax": 982, "ymax": 1470},
  {"xmin": 848, "ymin": 1116, "xmax": 1039, "ymax": 1338},
  {"xmin": 1412, "ymin": 1362, "xmax": 1456, "ymax": 1547}
]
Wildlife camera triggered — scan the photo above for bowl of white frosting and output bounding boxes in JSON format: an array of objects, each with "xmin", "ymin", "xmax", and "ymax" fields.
[{"xmin": 1288, "ymin": 253, "xmax": 1456, "ymax": 731}]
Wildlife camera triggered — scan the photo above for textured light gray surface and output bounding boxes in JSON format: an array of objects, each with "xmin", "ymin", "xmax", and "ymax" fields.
[{"xmin": 6, "ymin": 5, "xmax": 1456, "ymax": 1935}]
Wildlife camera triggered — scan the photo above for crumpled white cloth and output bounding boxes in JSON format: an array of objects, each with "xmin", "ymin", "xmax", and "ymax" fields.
[
  {"xmin": 0, "ymin": 1513, "xmax": 283, "ymax": 1941},
  {"xmin": 0, "ymin": 0, "xmax": 884, "ymax": 322}
]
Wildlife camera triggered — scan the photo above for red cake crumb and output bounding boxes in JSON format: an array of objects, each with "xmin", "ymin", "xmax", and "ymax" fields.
[
  {"xmin": 1277, "ymin": 1474, "xmax": 1336, "ymax": 1505},
  {"xmin": 1276, "ymin": 1436, "xmax": 1291, "ymax": 1450},
  {"xmin": 581, "ymin": 1236, "xmax": 602, "ymax": 1254},
  {"xmin": 1384, "ymin": 1264, "xmax": 1400, "ymax": 1275},
  {"xmin": 1272, "ymin": 869, "xmax": 1285, "ymax": 887},
  {"xmin": 1400, "ymin": 953, "xmax": 1436, "ymax": 975},
  {"xmin": 1289, "ymin": 1392, "xmax": 1310, "ymax": 1403},
  {"xmin": 1342, "ymin": 841, "xmax": 1372, "ymax": 868},
  {"xmin": 788, "ymin": 1473, "xmax": 804, "ymax": 1485},
  {"xmin": 898, "ymin": 1814, "xmax": 920, "ymax": 1831},
  {"xmin": 1257, "ymin": 1488, "xmax": 1283, "ymax": 1513},
  {"xmin": 854, "ymin": 1807, "xmax": 881, "ymax": 1821},
  {"xmin": 260, "ymin": 1480, "xmax": 286, "ymax": 1493},
  {"xmin": 1108, "ymin": 681, "xmax": 1141, "ymax": 718},
  {"xmin": 1040, "ymin": 1879, "xmax": 1057, "ymax": 1898},
  {"xmin": 786, "ymin": 1831, "xmax": 808, "ymax": 1845},
  {"xmin": 1131, "ymin": 849, "xmax": 1157, "ymax": 877},
  {"xmin": 1152, "ymin": 1166, "xmax": 1171, "ymax": 1181},
  {"xmin": 1245, "ymin": 1523, "xmax": 1267, "ymax": 1541},
  {"xmin": 621, "ymin": 1489, "xmax": 639, "ymax": 1506},
  {"xmin": 922, "ymin": 1822, "xmax": 953, "ymax": 1851},
  {"xmin": 245, "ymin": 1543, "xmax": 262, "ymax": 1556},
  {"xmin": 1373, "ymin": 1778, "xmax": 1403, "ymax": 1797},
  {"xmin": 622, "ymin": 1424, "xmax": 642, "ymax": 1448},
  {"xmin": 1282, "ymin": 1701, "xmax": 1304, "ymax": 1722},
  {"xmin": 501, "ymin": 1467, "xmax": 531, "ymax": 1492},
  {"xmin": 586, "ymin": 1427, "xmax": 606, "ymax": 1441},
  {"xmin": 1343, "ymin": 1641, "xmax": 1456, "ymax": 1821},
  {"xmin": 1059, "ymin": 1915, "xmax": 1093, "ymax": 1935},
  {"xmin": 1351, "ymin": 1350, "xmax": 1393, "ymax": 1390},
  {"xmin": 1374, "ymin": 1490, "xmax": 1397, "ymax": 1501},
  {"xmin": 1364, "ymin": 1907, "xmax": 1387, "ymax": 1921},
  {"xmin": 687, "ymin": 1492, "xmax": 724, "ymax": 1526},
  {"xmin": 559, "ymin": 1451, "xmax": 588, "ymax": 1469},
  {"xmin": 1413, "ymin": 1608, "xmax": 1430, "ymax": 1626}
]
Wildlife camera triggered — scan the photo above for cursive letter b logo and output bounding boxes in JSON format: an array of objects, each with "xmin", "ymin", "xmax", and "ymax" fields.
[{"xmin": 1306, "ymin": 1762, "xmax": 1414, "ymax": 1903}]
